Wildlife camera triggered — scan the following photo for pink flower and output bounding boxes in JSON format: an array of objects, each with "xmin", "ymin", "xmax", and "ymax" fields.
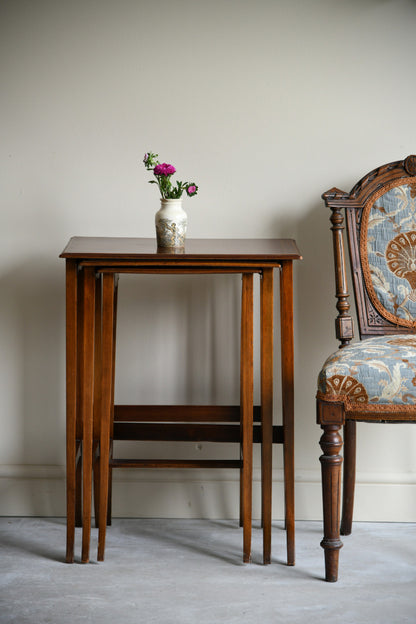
[
  {"xmin": 186, "ymin": 184, "xmax": 198, "ymax": 196},
  {"xmin": 154, "ymin": 163, "xmax": 176, "ymax": 176}
]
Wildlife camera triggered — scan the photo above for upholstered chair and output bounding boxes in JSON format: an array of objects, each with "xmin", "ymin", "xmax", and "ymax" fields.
[{"xmin": 317, "ymin": 155, "xmax": 416, "ymax": 581}]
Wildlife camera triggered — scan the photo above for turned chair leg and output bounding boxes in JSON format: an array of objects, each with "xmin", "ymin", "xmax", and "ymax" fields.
[
  {"xmin": 319, "ymin": 422, "xmax": 343, "ymax": 582},
  {"xmin": 340, "ymin": 419, "xmax": 356, "ymax": 536}
]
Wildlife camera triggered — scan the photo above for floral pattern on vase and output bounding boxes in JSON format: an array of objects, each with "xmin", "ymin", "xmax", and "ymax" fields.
[{"xmin": 155, "ymin": 198, "xmax": 187, "ymax": 249}]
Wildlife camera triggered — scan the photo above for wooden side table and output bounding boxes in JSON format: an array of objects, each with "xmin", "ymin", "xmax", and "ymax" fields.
[{"xmin": 60, "ymin": 238, "xmax": 301, "ymax": 565}]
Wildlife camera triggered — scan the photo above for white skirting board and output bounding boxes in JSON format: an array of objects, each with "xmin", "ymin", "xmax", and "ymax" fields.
[{"xmin": 1, "ymin": 465, "xmax": 416, "ymax": 521}]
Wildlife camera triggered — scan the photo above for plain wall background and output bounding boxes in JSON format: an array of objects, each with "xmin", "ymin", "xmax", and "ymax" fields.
[{"xmin": 1, "ymin": 0, "xmax": 416, "ymax": 520}]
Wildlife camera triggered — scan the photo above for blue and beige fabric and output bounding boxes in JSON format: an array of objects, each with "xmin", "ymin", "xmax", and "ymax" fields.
[
  {"xmin": 317, "ymin": 335, "xmax": 416, "ymax": 411},
  {"xmin": 318, "ymin": 182, "xmax": 416, "ymax": 412},
  {"xmin": 362, "ymin": 181, "xmax": 416, "ymax": 327}
]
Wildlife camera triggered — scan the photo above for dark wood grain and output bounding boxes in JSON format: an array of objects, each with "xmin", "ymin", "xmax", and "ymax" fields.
[
  {"xmin": 62, "ymin": 237, "xmax": 301, "ymax": 565},
  {"xmin": 260, "ymin": 268, "xmax": 273, "ymax": 564},
  {"xmin": 241, "ymin": 273, "xmax": 254, "ymax": 563},
  {"xmin": 322, "ymin": 157, "xmax": 416, "ymax": 338},
  {"xmin": 280, "ymin": 260, "xmax": 295, "ymax": 566},
  {"xmin": 319, "ymin": 421, "xmax": 344, "ymax": 583},
  {"xmin": 80, "ymin": 267, "xmax": 95, "ymax": 564},
  {"xmin": 113, "ymin": 405, "xmax": 262, "ymax": 422},
  {"xmin": 60, "ymin": 237, "xmax": 302, "ymax": 261},
  {"xmin": 110, "ymin": 459, "xmax": 242, "ymax": 469},
  {"xmin": 340, "ymin": 420, "xmax": 356, "ymax": 536},
  {"xmin": 97, "ymin": 273, "xmax": 115, "ymax": 561},
  {"xmin": 65, "ymin": 260, "xmax": 78, "ymax": 563}
]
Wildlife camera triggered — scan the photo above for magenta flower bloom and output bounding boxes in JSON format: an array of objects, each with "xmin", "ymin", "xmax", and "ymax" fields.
[
  {"xmin": 143, "ymin": 151, "xmax": 198, "ymax": 200},
  {"xmin": 154, "ymin": 163, "xmax": 176, "ymax": 176},
  {"xmin": 186, "ymin": 184, "xmax": 198, "ymax": 196}
]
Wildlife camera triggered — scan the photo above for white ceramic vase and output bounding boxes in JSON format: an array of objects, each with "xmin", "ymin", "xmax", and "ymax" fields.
[{"xmin": 155, "ymin": 198, "xmax": 187, "ymax": 249}]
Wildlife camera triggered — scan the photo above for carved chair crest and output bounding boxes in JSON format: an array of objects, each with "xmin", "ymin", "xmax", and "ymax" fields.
[{"xmin": 322, "ymin": 155, "xmax": 416, "ymax": 343}]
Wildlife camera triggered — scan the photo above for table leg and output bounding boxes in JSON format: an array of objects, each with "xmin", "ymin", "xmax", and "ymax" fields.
[
  {"xmin": 98, "ymin": 273, "xmax": 115, "ymax": 561},
  {"xmin": 260, "ymin": 268, "xmax": 273, "ymax": 564},
  {"xmin": 80, "ymin": 267, "xmax": 96, "ymax": 563},
  {"xmin": 93, "ymin": 274, "xmax": 102, "ymax": 528},
  {"xmin": 75, "ymin": 270, "xmax": 85, "ymax": 530},
  {"xmin": 107, "ymin": 276, "xmax": 119, "ymax": 527},
  {"xmin": 280, "ymin": 260, "xmax": 295, "ymax": 566},
  {"xmin": 65, "ymin": 260, "xmax": 78, "ymax": 563},
  {"xmin": 241, "ymin": 273, "xmax": 253, "ymax": 563},
  {"xmin": 75, "ymin": 441, "xmax": 82, "ymax": 528}
]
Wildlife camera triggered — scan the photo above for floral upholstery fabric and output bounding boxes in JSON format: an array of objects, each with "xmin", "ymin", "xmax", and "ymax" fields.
[
  {"xmin": 364, "ymin": 183, "xmax": 416, "ymax": 325},
  {"xmin": 318, "ymin": 335, "xmax": 416, "ymax": 406}
]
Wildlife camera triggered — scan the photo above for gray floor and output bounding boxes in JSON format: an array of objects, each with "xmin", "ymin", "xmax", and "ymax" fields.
[{"xmin": 1, "ymin": 518, "xmax": 415, "ymax": 624}]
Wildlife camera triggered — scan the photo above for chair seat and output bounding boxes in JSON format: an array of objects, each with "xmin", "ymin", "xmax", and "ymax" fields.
[{"xmin": 318, "ymin": 334, "xmax": 416, "ymax": 407}]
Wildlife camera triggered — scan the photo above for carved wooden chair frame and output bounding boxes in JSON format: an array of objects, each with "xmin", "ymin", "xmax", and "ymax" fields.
[{"xmin": 317, "ymin": 155, "xmax": 416, "ymax": 582}]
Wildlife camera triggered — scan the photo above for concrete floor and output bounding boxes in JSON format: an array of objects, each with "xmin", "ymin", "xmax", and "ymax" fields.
[{"xmin": 1, "ymin": 518, "xmax": 415, "ymax": 624}]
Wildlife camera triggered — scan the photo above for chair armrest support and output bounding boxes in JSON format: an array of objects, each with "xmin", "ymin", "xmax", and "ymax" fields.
[{"xmin": 324, "ymin": 195, "xmax": 354, "ymax": 347}]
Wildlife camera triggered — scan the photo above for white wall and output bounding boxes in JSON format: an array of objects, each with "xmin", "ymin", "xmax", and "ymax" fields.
[{"xmin": 1, "ymin": 0, "xmax": 416, "ymax": 521}]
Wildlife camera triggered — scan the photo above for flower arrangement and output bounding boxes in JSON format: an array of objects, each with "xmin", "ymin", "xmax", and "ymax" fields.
[{"xmin": 143, "ymin": 151, "xmax": 198, "ymax": 200}]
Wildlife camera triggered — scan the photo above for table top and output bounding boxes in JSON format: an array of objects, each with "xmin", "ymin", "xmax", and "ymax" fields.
[{"xmin": 60, "ymin": 237, "xmax": 302, "ymax": 262}]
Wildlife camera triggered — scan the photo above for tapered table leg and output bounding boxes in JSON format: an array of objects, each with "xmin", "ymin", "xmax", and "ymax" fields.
[
  {"xmin": 65, "ymin": 260, "xmax": 78, "ymax": 563},
  {"xmin": 98, "ymin": 273, "xmax": 115, "ymax": 561},
  {"xmin": 241, "ymin": 273, "xmax": 254, "ymax": 563},
  {"xmin": 80, "ymin": 267, "xmax": 96, "ymax": 563},
  {"xmin": 107, "ymin": 277, "xmax": 118, "ymax": 527},
  {"xmin": 93, "ymin": 274, "xmax": 102, "ymax": 528},
  {"xmin": 280, "ymin": 260, "xmax": 295, "ymax": 566},
  {"xmin": 75, "ymin": 270, "xmax": 85, "ymax": 530},
  {"xmin": 260, "ymin": 268, "xmax": 273, "ymax": 564},
  {"xmin": 75, "ymin": 441, "xmax": 82, "ymax": 527}
]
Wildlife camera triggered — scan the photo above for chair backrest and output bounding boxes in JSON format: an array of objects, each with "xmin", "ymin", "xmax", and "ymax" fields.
[{"xmin": 322, "ymin": 155, "xmax": 416, "ymax": 345}]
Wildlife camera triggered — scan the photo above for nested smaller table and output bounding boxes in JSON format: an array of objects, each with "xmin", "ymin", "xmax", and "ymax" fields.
[{"xmin": 60, "ymin": 237, "xmax": 301, "ymax": 565}]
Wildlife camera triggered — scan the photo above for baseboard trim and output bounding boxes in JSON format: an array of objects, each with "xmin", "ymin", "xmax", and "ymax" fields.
[{"xmin": 1, "ymin": 465, "xmax": 415, "ymax": 520}]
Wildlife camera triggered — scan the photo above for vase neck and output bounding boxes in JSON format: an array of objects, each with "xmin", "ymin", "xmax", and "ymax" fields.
[{"xmin": 160, "ymin": 198, "xmax": 182, "ymax": 206}]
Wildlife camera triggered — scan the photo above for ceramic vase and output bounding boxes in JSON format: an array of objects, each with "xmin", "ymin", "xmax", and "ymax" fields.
[{"xmin": 155, "ymin": 198, "xmax": 187, "ymax": 249}]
